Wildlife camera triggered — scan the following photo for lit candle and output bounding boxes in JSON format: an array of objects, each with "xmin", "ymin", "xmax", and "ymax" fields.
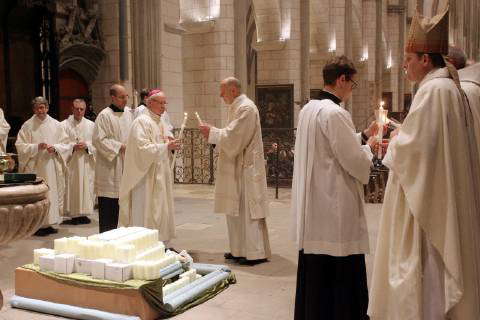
[
  {"xmin": 171, "ymin": 112, "xmax": 188, "ymax": 172},
  {"xmin": 375, "ymin": 101, "xmax": 388, "ymax": 159},
  {"xmin": 195, "ymin": 112, "xmax": 203, "ymax": 126}
]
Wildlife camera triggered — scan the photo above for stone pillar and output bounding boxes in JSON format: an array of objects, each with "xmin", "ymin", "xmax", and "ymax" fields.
[
  {"xmin": 300, "ymin": 0, "xmax": 310, "ymax": 108},
  {"xmin": 234, "ymin": 0, "xmax": 248, "ymax": 91},
  {"xmin": 131, "ymin": 0, "xmax": 163, "ymax": 90}
]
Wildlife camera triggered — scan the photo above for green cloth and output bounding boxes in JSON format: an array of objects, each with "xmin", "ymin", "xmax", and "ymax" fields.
[{"xmin": 20, "ymin": 264, "xmax": 236, "ymax": 318}]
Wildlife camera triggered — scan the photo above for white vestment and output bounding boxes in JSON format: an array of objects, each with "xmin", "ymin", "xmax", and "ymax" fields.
[
  {"xmin": 368, "ymin": 68, "xmax": 480, "ymax": 320},
  {"xmin": 208, "ymin": 94, "xmax": 271, "ymax": 260},
  {"xmin": 0, "ymin": 108, "xmax": 10, "ymax": 154},
  {"xmin": 459, "ymin": 63, "xmax": 480, "ymax": 156},
  {"xmin": 15, "ymin": 115, "xmax": 70, "ymax": 225},
  {"xmin": 92, "ymin": 106, "xmax": 134, "ymax": 198},
  {"xmin": 62, "ymin": 115, "xmax": 96, "ymax": 217},
  {"xmin": 119, "ymin": 110, "xmax": 175, "ymax": 241},
  {"xmin": 291, "ymin": 97, "xmax": 373, "ymax": 256},
  {"xmin": 134, "ymin": 105, "xmax": 174, "ymax": 138}
]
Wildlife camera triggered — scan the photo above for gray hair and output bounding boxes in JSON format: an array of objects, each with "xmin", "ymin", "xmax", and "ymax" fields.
[
  {"xmin": 31, "ymin": 96, "xmax": 48, "ymax": 107},
  {"xmin": 222, "ymin": 77, "xmax": 242, "ymax": 91},
  {"xmin": 448, "ymin": 46, "xmax": 467, "ymax": 70}
]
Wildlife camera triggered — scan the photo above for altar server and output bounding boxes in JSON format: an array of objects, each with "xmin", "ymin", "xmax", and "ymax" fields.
[{"xmin": 15, "ymin": 96, "xmax": 70, "ymax": 236}]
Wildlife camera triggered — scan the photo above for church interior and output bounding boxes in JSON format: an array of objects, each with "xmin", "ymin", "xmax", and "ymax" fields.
[{"xmin": 0, "ymin": 0, "xmax": 479, "ymax": 319}]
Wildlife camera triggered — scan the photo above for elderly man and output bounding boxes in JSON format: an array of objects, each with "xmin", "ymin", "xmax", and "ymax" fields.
[
  {"xmin": 16, "ymin": 97, "xmax": 70, "ymax": 236},
  {"xmin": 199, "ymin": 77, "xmax": 271, "ymax": 266},
  {"xmin": 368, "ymin": 7, "xmax": 480, "ymax": 320},
  {"xmin": 62, "ymin": 98, "xmax": 96, "ymax": 225},
  {"xmin": 93, "ymin": 84, "xmax": 134, "ymax": 233},
  {"xmin": 0, "ymin": 108, "xmax": 10, "ymax": 154},
  {"xmin": 134, "ymin": 88, "xmax": 174, "ymax": 138},
  {"xmin": 291, "ymin": 56, "xmax": 376, "ymax": 320},
  {"xmin": 119, "ymin": 89, "xmax": 179, "ymax": 246}
]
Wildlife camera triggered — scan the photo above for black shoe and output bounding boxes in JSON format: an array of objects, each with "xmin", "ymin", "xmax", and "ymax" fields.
[
  {"xmin": 44, "ymin": 226, "xmax": 58, "ymax": 234},
  {"xmin": 33, "ymin": 227, "xmax": 50, "ymax": 237},
  {"xmin": 74, "ymin": 216, "xmax": 91, "ymax": 225},
  {"xmin": 224, "ymin": 252, "xmax": 244, "ymax": 260},
  {"xmin": 61, "ymin": 219, "xmax": 78, "ymax": 225},
  {"xmin": 238, "ymin": 258, "xmax": 268, "ymax": 266}
]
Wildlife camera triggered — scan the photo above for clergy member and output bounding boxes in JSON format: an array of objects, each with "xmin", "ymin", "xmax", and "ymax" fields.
[
  {"xmin": 134, "ymin": 88, "xmax": 174, "ymax": 138},
  {"xmin": 15, "ymin": 96, "xmax": 70, "ymax": 236},
  {"xmin": 62, "ymin": 98, "xmax": 96, "ymax": 225},
  {"xmin": 92, "ymin": 84, "xmax": 134, "ymax": 233},
  {"xmin": 119, "ymin": 89, "xmax": 179, "ymax": 245},
  {"xmin": 368, "ymin": 7, "xmax": 480, "ymax": 320},
  {"xmin": 199, "ymin": 77, "xmax": 271, "ymax": 266},
  {"xmin": 291, "ymin": 56, "xmax": 377, "ymax": 320},
  {"xmin": 0, "ymin": 108, "xmax": 10, "ymax": 154}
]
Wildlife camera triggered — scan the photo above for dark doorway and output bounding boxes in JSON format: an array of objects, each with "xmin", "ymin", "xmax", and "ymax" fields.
[{"xmin": 59, "ymin": 69, "xmax": 89, "ymax": 121}]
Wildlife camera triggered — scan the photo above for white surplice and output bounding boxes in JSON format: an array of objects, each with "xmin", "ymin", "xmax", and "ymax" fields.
[
  {"xmin": 62, "ymin": 115, "xmax": 96, "ymax": 217},
  {"xmin": 208, "ymin": 94, "xmax": 271, "ymax": 260},
  {"xmin": 92, "ymin": 106, "xmax": 134, "ymax": 198},
  {"xmin": 291, "ymin": 98, "xmax": 373, "ymax": 256},
  {"xmin": 0, "ymin": 108, "xmax": 10, "ymax": 154},
  {"xmin": 368, "ymin": 68, "xmax": 480, "ymax": 320},
  {"xmin": 118, "ymin": 109, "xmax": 175, "ymax": 241},
  {"xmin": 15, "ymin": 115, "xmax": 70, "ymax": 225}
]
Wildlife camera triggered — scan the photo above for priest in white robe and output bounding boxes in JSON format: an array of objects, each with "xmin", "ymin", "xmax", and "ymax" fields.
[
  {"xmin": 15, "ymin": 96, "xmax": 70, "ymax": 236},
  {"xmin": 134, "ymin": 89, "xmax": 174, "ymax": 138},
  {"xmin": 93, "ymin": 84, "xmax": 134, "ymax": 233},
  {"xmin": 119, "ymin": 89, "xmax": 179, "ymax": 245},
  {"xmin": 61, "ymin": 98, "xmax": 96, "ymax": 225},
  {"xmin": 0, "ymin": 108, "xmax": 10, "ymax": 154},
  {"xmin": 291, "ymin": 56, "xmax": 376, "ymax": 320},
  {"xmin": 368, "ymin": 8, "xmax": 480, "ymax": 320},
  {"xmin": 199, "ymin": 77, "xmax": 271, "ymax": 265}
]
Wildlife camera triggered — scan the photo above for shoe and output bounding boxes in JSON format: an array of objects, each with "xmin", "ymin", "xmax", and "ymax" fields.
[
  {"xmin": 224, "ymin": 252, "xmax": 244, "ymax": 260},
  {"xmin": 74, "ymin": 216, "xmax": 91, "ymax": 225},
  {"xmin": 44, "ymin": 226, "xmax": 58, "ymax": 234},
  {"xmin": 238, "ymin": 258, "xmax": 268, "ymax": 266},
  {"xmin": 60, "ymin": 219, "xmax": 78, "ymax": 225},
  {"xmin": 33, "ymin": 227, "xmax": 50, "ymax": 237}
]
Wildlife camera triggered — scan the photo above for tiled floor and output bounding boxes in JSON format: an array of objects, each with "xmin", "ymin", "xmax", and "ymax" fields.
[{"xmin": 0, "ymin": 185, "xmax": 382, "ymax": 319}]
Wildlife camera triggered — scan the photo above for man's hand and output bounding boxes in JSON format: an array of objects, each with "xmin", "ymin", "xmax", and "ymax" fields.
[
  {"xmin": 167, "ymin": 136, "xmax": 175, "ymax": 141},
  {"xmin": 199, "ymin": 124, "xmax": 211, "ymax": 140},
  {"xmin": 73, "ymin": 142, "xmax": 87, "ymax": 151},
  {"xmin": 366, "ymin": 136, "xmax": 379, "ymax": 153},
  {"xmin": 390, "ymin": 128, "xmax": 400, "ymax": 139},
  {"xmin": 167, "ymin": 139, "xmax": 181, "ymax": 151},
  {"xmin": 47, "ymin": 145, "xmax": 56, "ymax": 154},
  {"xmin": 120, "ymin": 144, "xmax": 126, "ymax": 154},
  {"xmin": 38, "ymin": 142, "xmax": 48, "ymax": 150}
]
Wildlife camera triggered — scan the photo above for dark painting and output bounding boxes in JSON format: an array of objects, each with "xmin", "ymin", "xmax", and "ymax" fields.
[{"xmin": 256, "ymin": 85, "xmax": 294, "ymax": 128}]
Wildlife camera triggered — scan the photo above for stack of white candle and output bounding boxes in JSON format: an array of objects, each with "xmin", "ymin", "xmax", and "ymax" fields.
[
  {"xmin": 162, "ymin": 269, "xmax": 202, "ymax": 297},
  {"xmin": 132, "ymin": 254, "xmax": 177, "ymax": 280}
]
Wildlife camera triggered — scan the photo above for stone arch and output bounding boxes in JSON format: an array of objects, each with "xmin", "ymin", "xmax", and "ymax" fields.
[{"xmin": 59, "ymin": 43, "xmax": 105, "ymax": 85}]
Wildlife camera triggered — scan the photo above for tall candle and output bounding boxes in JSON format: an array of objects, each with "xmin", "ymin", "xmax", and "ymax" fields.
[
  {"xmin": 171, "ymin": 112, "xmax": 188, "ymax": 172},
  {"xmin": 375, "ymin": 101, "xmax": 388, "ymax": 159},
  {"xmin": 195, "ymin": 112, "xmax": 203, "ymax": 125}
]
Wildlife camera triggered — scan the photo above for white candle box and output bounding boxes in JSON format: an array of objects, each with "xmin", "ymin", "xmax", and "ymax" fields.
[
  {"xmin": 54, "ymin": 254, "xmax": 76, "ymax": 274},
  {"xmin": 105, "ymin": 263, "xmax": 133, "ymax": 283},
  {"xmin": 91, "ymin": 259, "xmax": 113, "ymax": 279},
  {"xmin": 39, "ymin": 255, "xmax": 55, "ymax": 272},
  {"xmin": 74, "ymin": 258, "xmax": 93, "ymax": 275},
  {"xmin": 33, "ymin": 248, "xmax": 55, "ymax": 265}
]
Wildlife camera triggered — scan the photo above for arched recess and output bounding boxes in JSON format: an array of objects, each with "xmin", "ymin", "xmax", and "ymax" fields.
[
  {"xmin": 59, "ymin": 43, "xmax": 105, "ymax": 86},
  {"xmin": 58, "ymin": 69, "xmax": 89, "ymax": 121}
]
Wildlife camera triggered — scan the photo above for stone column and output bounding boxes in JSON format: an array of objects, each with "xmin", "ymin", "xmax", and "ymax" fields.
[
  {"xmin": 234, "ymin": 0, "xmax": 248, "ymax": 91},
  {"xmin": 300, "ymin": 0, "xmax": 310, "ymax": 108},
  {"xmin": 131, "ymin": 0, "xmax": 163, "ymax": 90}
]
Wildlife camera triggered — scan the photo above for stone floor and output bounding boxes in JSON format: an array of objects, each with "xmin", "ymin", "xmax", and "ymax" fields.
[{"xmin": 0, "ymin": 184, "xmax": 382, "ymax": 320}]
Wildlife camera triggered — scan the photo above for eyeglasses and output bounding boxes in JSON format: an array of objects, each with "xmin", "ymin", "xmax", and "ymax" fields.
[
  {"xmin": 152, "ymin": 99, "xmax": 168, "ymax": 105},
  {"xmin": 350, "ymin": 79, "xmax": 358, "ymax": 90}
]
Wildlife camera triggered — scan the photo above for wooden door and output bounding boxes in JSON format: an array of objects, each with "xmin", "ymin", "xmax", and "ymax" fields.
[{"xmin": 58, "ymin": 69, "xmax": 88, "ymax": 121}]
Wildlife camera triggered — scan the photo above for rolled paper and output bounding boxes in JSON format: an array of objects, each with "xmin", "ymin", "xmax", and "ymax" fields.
[{"xmin": 33, "ymin": 248, "xmax": 55, "ymax": 265}]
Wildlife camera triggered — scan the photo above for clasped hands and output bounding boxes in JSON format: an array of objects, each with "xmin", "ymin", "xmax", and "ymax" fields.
[{"xmin": 38, "ymin": 142, "xmax": 56, "ymax": 154}]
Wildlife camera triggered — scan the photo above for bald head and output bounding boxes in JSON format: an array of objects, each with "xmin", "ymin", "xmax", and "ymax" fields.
[
  {"xmin": 109, "ymin": 84, "xmax": 128, "ymax": 109},
  {"xmin": 219, "ymin": 77, "xmax": 242, "ymax": 105},
  {"xmin": 447, "ymin": 46, "xmax": 467, "ymax": 70}
]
